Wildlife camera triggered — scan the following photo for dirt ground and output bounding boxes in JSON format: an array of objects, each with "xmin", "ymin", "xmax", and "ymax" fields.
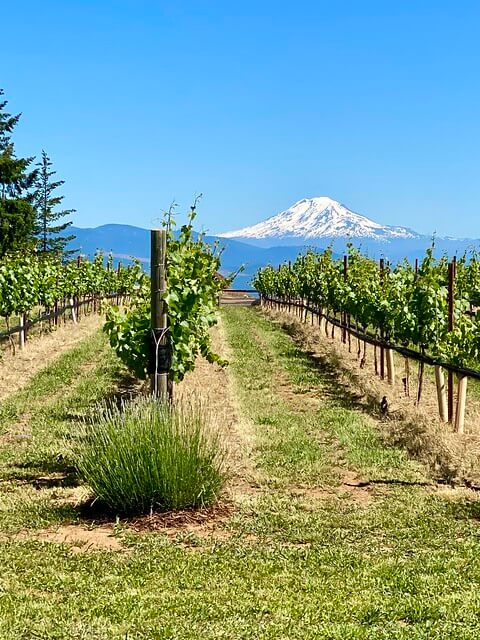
[{"xmin": 12, "ymin": 524, "xmax": 124, "ymax": 553}]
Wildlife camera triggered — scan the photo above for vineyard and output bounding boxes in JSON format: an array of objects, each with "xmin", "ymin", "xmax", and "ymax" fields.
[
  {"xmin": 3, "ymin": 226, "xmax": 480, "ymax": 636},
  {"xmin": 3, "ymin": 209, "xmax": 480, "ymax": 638},
  {"xmin": 254, "ymin": 246, "xmax": 480, "ymax": 432},
  {"xmin": 0, "ymin": 205, "xmax": 227, "ymax": 391},
  {"xmin": 5, "ymin": 3, "xmax": 480, "ymax": 633},
  {"xmin": 0, "ymin": 252, "xmax": 143, "ymax": 352}
]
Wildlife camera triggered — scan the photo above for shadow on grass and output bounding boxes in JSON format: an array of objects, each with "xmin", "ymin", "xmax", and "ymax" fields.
[
  {"xmin": 438, "ymin": 495, "xmax": 480, "ymax": 524},
  {"xmin": 367, "ymin": 478, "xmax": 432, "ymax": 488},
  {"xmin": 271, "ymin": 316, "xmax": 464, "ymax": 485},
  {"xmin": 104, "ymin": 370, "xmax": 146, "ymax": 405},
  {"xmin": 47, "ymin": 370, "xmax": 145, "ymax": 424},
  {"xmin": 3, "ymin": 457, "xmax": 80, "ymax": 489},
  {"xmin": 279, "ymin": 320, "xmax": 381, "ymax": 415}
]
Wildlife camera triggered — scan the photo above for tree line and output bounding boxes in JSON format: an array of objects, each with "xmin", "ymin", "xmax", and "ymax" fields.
[{"xmin": 0, "ymin": 88, "xmax": 75, "ymax": 258}]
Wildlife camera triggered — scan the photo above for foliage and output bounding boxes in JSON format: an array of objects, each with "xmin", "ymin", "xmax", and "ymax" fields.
[
  {"xmin": 103, "ymin": 292, "xmax": 150, "ymax": 379},
  {"xmin": 104, "ymin": 203, "xmax": 231, "ymax": 382},
  {"xmin": 32, "ymin": 150, "xmax": 76, "ymax": 256},
  {"xmin": 253, "ymin": 245, "xmax": 480, "ymax": 369},
  {"xmin": 0, "ymin": 251, "xmax": 142, "ymax": 320},
  {"xmin": 0, "ymin": 88, "xmax": 37, "ymax": 256},
  {"xmin": 0, "ymin": 198, "xmax": 36, "ymax": 257},
  {"xmin": 74, "ymin": 396, "xmax": 225, "ymax": 514}
]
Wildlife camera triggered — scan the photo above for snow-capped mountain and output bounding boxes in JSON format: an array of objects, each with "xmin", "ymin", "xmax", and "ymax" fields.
[{"xmin": 219, "ymin": 196, "xmax": 420, "ymax": 242}]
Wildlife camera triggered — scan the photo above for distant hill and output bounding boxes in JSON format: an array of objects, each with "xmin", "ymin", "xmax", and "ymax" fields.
[{"xmin": 69, "ymin": 224, "xmax": 309, "ymax": 288}]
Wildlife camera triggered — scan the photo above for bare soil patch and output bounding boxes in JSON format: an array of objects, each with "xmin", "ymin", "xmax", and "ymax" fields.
[
  {"xmin": 128, "ymin": 501, "xmax": 234, "ymax": 539},
  {"xmin": 55, "ymin": 497, "xmax": 238, "ymax": 548},
  {"xmin": 40, "ymin": 486, "xmax": 237, "ymax": 545},
  {"xmin": 14, "ymin": 524, "xmax": 123, "ymax": 553}
]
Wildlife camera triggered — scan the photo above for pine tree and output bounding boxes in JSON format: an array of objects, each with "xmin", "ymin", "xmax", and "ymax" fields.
[
  {"xmin": 33, "ymin": 150, "xmax": 76, "ymax": 256},
  {"xmin": 0, "ymin": 88, "xmax": 37, "ymax": 256}
]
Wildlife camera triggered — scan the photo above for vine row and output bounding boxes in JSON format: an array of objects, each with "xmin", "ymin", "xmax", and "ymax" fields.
[
  {"xmin": 253, "ymin": 245, "xmax": 480, "ymax": 431},
  {"xmin": 0, "ymin": 252, "xmax": 143, "ymax": 350}
]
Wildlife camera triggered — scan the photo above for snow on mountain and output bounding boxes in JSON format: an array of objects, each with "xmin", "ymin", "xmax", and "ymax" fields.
[{"xmin": 219, "ymin": 197, "xmax": 420, "ymax": 242}]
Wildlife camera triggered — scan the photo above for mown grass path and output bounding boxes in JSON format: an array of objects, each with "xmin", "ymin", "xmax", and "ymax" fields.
[
  {"xmin": 0, "ymin": 311, "xmax": 479, "ymax": 638},
  {"xmin": 219, "ymin": 307, "xmax": 480, "ymax": 639}
]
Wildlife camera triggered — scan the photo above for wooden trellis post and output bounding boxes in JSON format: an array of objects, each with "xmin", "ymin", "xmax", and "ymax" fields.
[
  {"xmin": 447, "ymin": 259, "xmax": 456, "ymax": 422},
  {"xmin": 435, "ymin": 366, "xmax": 448, "ymax": 422},
  {"xmin": 150, "ymin": 229, "xmax": 169, "ymax": 399},
  {"xmin": 18, "ymin": 314, "xmax": 25, "ymax": 350},
  {"xmin": 455, "ymin": 375, "xmax": 468, "ymax": 434},
  {"xmin": 379, "ymin": 258, "xmax": 385, "ymax": 380}
]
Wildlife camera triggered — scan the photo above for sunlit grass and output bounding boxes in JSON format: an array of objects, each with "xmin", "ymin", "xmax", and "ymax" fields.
[{"xmin": 0, "ymin": 314, "xmax": 479, "ymax": 637}]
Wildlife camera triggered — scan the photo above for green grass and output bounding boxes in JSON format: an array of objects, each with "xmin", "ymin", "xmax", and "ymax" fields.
[
  {"xmin": 0, "ymin": 313, "xmax": 480, "ymax": 637},
  {"xmin": 0, "ymin": 330, "xmax": 125, "ymax": 532},
  {"xmin": 222, "ymin": 307, "xmax": 418, "ymax": 485}
]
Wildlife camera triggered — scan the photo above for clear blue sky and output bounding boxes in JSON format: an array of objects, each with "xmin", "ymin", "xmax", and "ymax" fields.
[{"xmin": 2, "ymin": 0, "xmax": 480, "ymax": 237}]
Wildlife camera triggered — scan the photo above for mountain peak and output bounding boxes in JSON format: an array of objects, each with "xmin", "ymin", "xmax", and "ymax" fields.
[{"xmin": 219, "ymin": 196, "xmax": 420, "ymax": 242}]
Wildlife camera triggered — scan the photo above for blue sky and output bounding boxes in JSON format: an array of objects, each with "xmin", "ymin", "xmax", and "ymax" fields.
[{"xmin": 1, "ymin": 0, "xmax": 480, "ymax": 237}]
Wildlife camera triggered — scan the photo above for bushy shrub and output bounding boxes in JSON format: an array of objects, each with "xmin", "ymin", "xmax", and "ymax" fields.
[{"xmin": 74, "ymin": 397, "xmax": 225, "ymax": 514}]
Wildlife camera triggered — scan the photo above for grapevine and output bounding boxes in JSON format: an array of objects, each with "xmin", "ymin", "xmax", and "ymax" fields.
[
  {"xmin": 253, "ymin": 245, "xmax": 480, "ymax": 370},
  {"xmin": 103, "ymin": 204, "xmax": 231, "ymax": 383},
  {"xmin": 0, "ymin": 251, "xmax": 142, "ymax": 332}
]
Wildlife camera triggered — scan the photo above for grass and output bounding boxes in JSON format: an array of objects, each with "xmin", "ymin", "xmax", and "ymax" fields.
[
  {"xmin": 0, "ymin": 312, "xmax": 480, "ymax": 637},
  {"xmin": 222, "ymin": 307, "xmax": 417, "ymax": 486},
  {"xmin": 0, "ymin": 330, "xmax": 125, "ymax": 532},
  {"xmin": 75, "ymin": 397, "xmax": 225, "ymax": 514}
]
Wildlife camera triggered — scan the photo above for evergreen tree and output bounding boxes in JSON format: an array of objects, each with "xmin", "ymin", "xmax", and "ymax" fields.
[
  {"xmin": 32, "ymin": 150, "xmax": 76, "ymax": 255},
  {"xmin": 0, "ymin": 88, "xmax": 37, "ymax": 256}
]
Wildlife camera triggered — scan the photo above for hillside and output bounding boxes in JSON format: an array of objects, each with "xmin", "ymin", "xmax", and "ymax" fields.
[{"xmin": 69, "ymin": 224, "xmax": 309, "ymax": 287}]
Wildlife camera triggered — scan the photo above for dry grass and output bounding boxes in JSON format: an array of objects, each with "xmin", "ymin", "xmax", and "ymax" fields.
[
  {"xmin": 176, "ymin": 322, "xmax": 261, "ymax": 502},
  {"xmin": 0, "ymin": 314, "xmax": 103, "ymax": 404},
  {"xmin": 262, "ymin": 306, "xmax": 480, "ymax": 486}
]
